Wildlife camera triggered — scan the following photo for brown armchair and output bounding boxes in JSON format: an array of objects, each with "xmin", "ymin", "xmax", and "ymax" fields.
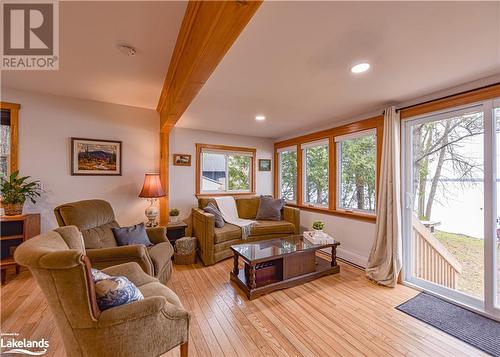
[
  {"xmin": 54, "ymin": 199, "xmax": 173, "ymax": 284},
  {"xmin": 14, "ymin": 226, "xmax": 189, "ymax": 357}
]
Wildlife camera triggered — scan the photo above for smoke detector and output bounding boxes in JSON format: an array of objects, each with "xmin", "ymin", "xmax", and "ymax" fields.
[{"xmin": 118, "ymin": 44, "xmax": 136, "ymax": 56}]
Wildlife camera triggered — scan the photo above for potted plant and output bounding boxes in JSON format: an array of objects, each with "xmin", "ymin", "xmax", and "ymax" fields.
[
  {"xmin": 169, "ymin": 208, "xmax": 180, "ymax": 223},
  {"xmin": 312, "ymin": 221, "xmax": 325, "ymax": 237},
  {"xmin": 1, "ymin": 171, "xmax": 42, "ymax": 216}
]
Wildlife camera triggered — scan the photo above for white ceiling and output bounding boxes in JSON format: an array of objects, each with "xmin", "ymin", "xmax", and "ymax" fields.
[
  {"xmin": 1, "ymin": 1, "xmax": 187, "ymax": 109},
  {"xmin": 178, "ymin": 1, "xmax": 500, "ymax": 139}
]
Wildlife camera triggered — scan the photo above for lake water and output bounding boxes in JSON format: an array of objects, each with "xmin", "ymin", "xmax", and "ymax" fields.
[{"xmin": 427, "ymin": 180, "xmax": 499, "ymax": 239}]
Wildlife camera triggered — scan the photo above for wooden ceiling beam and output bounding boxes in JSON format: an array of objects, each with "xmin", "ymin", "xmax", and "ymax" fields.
[{"xmin": 157, "ymin": 0, "xmax": 262, "ymax": 132}]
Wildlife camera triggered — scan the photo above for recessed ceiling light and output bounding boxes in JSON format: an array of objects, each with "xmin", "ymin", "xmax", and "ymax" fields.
[
  {"xmin": 351, "ymin": 63, "xmax": 370, "ymax": 74},
  {"xmin": 255, "ymin": 115, "xmax": 266, "ymax": 121}
]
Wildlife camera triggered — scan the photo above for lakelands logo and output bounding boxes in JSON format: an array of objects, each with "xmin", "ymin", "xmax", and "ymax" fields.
[
  {"xmin": 1, "ymin": 0, "xmax": 59, "ymax": 70},
  {"xmin": 1, "ymin": 333, "xmax": 49, "ymax": 355}
]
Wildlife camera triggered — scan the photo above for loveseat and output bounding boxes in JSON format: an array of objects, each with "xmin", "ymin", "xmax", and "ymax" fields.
[{"xmin": 192, "ymin": 196, "xmax": 300, "ymax": 265}]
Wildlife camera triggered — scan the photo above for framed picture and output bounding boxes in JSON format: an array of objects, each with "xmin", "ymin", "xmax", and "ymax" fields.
[
  {"xmin": 173, "ymin": 153, "xmax": 192, "ymax": 166},
  {"xmin": 71, "ymin": 138, "xmax": 122, "ymax": 176},
  {"xmin": 259, "ymin": 159, "xmax": 271, "ymax": 171}
]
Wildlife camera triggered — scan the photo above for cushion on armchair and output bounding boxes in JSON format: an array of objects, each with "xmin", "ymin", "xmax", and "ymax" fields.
[
  {"xmin": 112, "ymin": 223, "xmax": 153, "ymax": 246},
  {"xmin": 54, "ymin": 199, "xmax": 120, "ymax": 249}
]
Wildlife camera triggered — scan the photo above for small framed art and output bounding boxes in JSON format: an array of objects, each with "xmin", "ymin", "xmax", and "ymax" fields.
[
  {"xmin": 173, "ymin": 153, "xmax": 192, "ymax": 166},
  {"xmin": 258, "ymin": 159, "xmax": 271, "ymax": 171}
]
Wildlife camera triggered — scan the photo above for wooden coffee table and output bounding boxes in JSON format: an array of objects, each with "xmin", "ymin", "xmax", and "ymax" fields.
[{"xmin": 230, "ymin": 235, "xmax": 340, "ymax": 300}]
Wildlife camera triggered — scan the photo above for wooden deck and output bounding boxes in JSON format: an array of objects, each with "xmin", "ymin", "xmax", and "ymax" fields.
[{"xmin": 0, "ymin": 257, "xmax": 486, "ymax": 357}]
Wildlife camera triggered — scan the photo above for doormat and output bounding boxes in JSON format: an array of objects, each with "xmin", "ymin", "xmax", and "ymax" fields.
[{"xmin": 396, "ymin": 292, "xmax": 500, "ymax": 356}]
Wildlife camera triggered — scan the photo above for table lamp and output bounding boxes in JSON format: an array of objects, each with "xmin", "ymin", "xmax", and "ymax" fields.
[{"xmin": 138, "ymin": 173, "xmax": 166, "ymax": 227}]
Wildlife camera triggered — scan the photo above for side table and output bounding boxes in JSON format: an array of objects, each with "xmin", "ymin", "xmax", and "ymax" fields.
[
  {"xmin": 1, "ymin": 213, "xmax": 41, "ymax": 284},
  {"xmin": 166, "ymin": 221, "xmax": 188, "ymax": 245}
]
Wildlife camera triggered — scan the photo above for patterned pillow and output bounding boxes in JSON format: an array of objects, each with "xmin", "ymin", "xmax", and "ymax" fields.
[
  {"xmin": 91, "ymin": 268, "xmax": 144, "ymax": 311},
  {"xmin": 204, "ymin": 202, "xmax": 225, "ymax": 228}
]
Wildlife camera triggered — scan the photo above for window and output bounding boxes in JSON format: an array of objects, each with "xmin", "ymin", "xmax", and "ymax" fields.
[
  {"xmin": 273, "ymin": 115, "xmax": 382, "ymax": 221},
  {"xmin": 197, "ymin": 144, "xmax": 255, "ymax": 195},
  {"xmin": 0, "ymin": 110, "xmax": 11, "ymax": 178},
  {"xmin": 336, "ymin": 130, "xmax": 376, "ymax": 213},
  {"xmin": 201, "ymin": 152, "xmax": 227, "ymax": 191},
  {"xmin": 0, "ymin": 103, "xmax": 19, "ymax": 179},
  {"xmin": 278, "ymin": 146, "xmax": 297, "ymax": 202},
  {"xmin": 302, "ymin": 140, "xmax": 329, "ymax": 206},
  {"xmin": 402, "ymin": 98, "xmax": 500, "ymax": 319}
]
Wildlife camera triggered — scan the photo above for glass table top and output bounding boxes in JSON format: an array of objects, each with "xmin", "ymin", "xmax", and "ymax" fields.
[{"xmin": 231, "ymin": 235, "xmax": 338, "ymax": 262}]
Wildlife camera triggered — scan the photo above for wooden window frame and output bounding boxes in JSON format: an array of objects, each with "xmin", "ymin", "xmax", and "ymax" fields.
[
  {"xmin": 196, "ymin": 143, "xmax": 256, "ymax": 197},
  {"xmin": 399, "ymin": 83, "xmax": 500, "ymax": 120},
  {"xmin": 274, "ymin": 115, "xmax": 384, "ymax": 222},
  {"xmin": 0, "ymin": 102, "xmax": 20, "ymax": 175}
]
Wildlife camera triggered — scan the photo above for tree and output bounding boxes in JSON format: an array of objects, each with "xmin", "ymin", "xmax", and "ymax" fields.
[
  {"xmin": 228, "ymin": 155, "xmax": 250, "ymax": 190},
  {"xmin": 412, "ymin": 112, "xmax": 483, "ymax": 220},
  {"xmin": 339, "ymin": 135, "xmax": 376, "ymax": 211},
  {"xmin": 305, "ymin": 146, "xmax": 328, "ymax": 205},
  {"xmin": 279, "ymin": 150, "xmax": 297, "ymax": 200}
]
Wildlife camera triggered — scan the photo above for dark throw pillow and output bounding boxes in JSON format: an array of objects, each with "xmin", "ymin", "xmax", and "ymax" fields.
[
  {"xmin": 91, "ymin": 268, "xmax": 144, "ymax": 311},
  {"xmin": 204, "ymin": 202, "xmax": 225, "ymax": 228},
  {"xmin": 256, "ymin": 196, "xmax": 285, "ymax": 221},
  {"xmin": 112, "ymin": 223, "xmax": 152, "ymax": 246}
]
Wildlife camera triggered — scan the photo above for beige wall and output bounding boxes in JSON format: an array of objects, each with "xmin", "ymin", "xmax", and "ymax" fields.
[
  {"xmin": 1, "ymin": 88, "xmax": 159, "ymax": 232},
  {"xmin": 169, "ymin": 127, "xmax": 274, "ymax": 220},
  {"xmin": 301, "ymin": 211, "xmax": 374, "ymax": 267}
]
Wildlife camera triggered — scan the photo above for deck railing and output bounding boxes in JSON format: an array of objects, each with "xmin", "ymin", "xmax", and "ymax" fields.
[{"xmin": 412, "ymin": 215, "xmax": 462, "ymax": 289}]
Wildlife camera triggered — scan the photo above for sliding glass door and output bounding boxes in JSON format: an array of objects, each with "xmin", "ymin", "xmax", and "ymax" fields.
[{"xmin": 402, "ymin": 98, "xmax": 500, "ymax": 319}]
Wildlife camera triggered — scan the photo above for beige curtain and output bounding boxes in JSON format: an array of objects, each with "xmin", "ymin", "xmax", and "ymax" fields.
[{"xmin": 366, "ymin": 106, "xmax": 402, "ymax": 287}]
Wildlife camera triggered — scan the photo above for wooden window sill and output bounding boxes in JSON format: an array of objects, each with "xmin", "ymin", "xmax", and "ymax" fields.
[{"xmin": 286, "ymin": 204, "xmax": 377, "ymax": 222}]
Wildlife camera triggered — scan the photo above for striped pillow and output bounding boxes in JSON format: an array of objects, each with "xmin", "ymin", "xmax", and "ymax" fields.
[{"xmin": 204, "ymin": 202, "xmax": 225, "ymax": 228}]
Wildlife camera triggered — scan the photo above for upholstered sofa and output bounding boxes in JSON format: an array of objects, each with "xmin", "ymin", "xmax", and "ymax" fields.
[
  {"xmin": 192, "ymin": 196, "xmax": 300, "ymax": 265},
  {"xmin": 14, "ymin": 226, "xmax": 189, "ymax": 357},
  {"xmin": 54, "ymin": 199, "xmax": 174, "ymax": 284}
]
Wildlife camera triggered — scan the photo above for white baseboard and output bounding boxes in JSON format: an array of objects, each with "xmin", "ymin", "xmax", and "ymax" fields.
[
  {"xmin": 319, "ymin": 247, "xmax": 368, "ymax": 267},
  {"xmin": 336, "ymin": 248, "xmax": 368, "ymax": 268}
]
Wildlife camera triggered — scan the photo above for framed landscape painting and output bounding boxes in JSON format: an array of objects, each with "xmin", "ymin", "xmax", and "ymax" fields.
[{"xmin": 71, "ymin": 138, "xmax": 122, "ymax": 176}]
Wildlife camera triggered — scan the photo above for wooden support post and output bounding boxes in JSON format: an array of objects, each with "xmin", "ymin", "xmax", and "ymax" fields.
[{"xmin": 159, "ymin": 131, "xmax": 169, "ymax": 226}]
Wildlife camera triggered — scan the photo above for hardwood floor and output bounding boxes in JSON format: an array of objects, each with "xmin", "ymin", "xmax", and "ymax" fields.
[{"xmin": 0, "ymin": 257, "xmax": 486, "ymax": 357}]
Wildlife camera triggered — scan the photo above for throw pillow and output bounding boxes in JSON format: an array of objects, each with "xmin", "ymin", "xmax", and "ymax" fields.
[
  {"xmin": 112, "ymin": 223, "xmax": 152, "ymax": 246},
  {"xmin": 204, "ymin": 202, "xmax": 225, "ymax": 228},
  {"xmin": 256, "ymin": 196, "xmax": 285, "ymax": 221},
  {"xmin": 91, "ymin": 268, "xmax": 144, "ymax": 311}
]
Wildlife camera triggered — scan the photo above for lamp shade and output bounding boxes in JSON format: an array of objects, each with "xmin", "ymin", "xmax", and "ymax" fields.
[{"xmin": 138, "ymin": 173, "xmax": 166, "ymax": 198}]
